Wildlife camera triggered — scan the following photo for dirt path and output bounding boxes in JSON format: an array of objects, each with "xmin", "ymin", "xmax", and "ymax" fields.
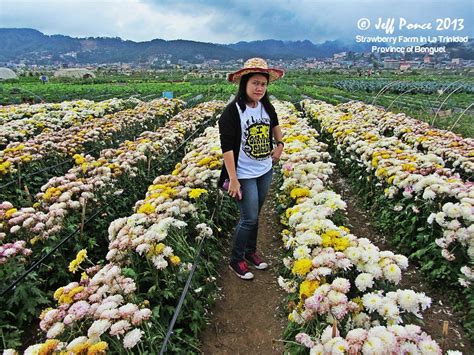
[
  {"xmin": 199, "ymin": 185, "xmax": 286, "ymax": 354},
  {"xmin": 332, "ymin": 170, "xmax": 472, "ymax": 353}
]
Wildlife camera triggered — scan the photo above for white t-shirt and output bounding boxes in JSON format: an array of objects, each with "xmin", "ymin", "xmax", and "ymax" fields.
[{"xmin": 236, "ymin": 102, "xmax": 272, "ymax": 179}]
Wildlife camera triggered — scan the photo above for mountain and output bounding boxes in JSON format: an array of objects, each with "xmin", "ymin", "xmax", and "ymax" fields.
[{"xmin": 0, "ymin": 28, "xmax": 471, "ymax": 65}]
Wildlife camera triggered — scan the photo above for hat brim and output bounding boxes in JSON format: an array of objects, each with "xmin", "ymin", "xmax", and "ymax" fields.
[{"xmin": 227, "ymin": 67, "xmax": 284, "ymax": 83}]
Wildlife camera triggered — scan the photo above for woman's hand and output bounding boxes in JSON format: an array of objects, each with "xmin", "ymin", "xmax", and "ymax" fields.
[
  {"xmin": 228, "ymin": 178, "xmax": 242, "ymax": 200},
  {"xmin": 271, "ymin": 144, "xmax": 284, "ymax": 164}
]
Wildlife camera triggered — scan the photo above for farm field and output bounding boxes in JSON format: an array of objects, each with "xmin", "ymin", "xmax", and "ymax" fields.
[
  {"xmin": 1, "ymin": 69, "xmax": 473, "ymax": 137},
  {"xmin": 0, "ymin": 71, "xmax": 473, "ymax": 354}
]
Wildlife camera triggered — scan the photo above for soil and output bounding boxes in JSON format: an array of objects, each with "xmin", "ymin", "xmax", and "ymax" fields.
[
  {"xmin": 332, "ymin": 170, "xmax": 472, "ymax": 353},
  {"xmin": 198, "ymin": 171, "xmax": 472, "ymax": 354},
  {"xmin": 199, "ymin": 185, "xmax": 287, "ymax": 354}
]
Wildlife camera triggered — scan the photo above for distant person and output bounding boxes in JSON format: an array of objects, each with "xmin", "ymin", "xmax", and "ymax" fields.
[
  {"xmin": 40, "ymin": 74, "xmax": 48, "ymax": 84},
  {"xmin": 218, "ymin": 58, "xmax": 285, "ymax": 280}
]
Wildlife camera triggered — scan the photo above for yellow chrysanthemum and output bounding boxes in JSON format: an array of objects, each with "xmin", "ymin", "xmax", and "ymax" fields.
[
  {"xmin": 87, "ymin": 341, "xmax": 108, "ymax": 355},
  {"xmin": 53, "ymin": 287, "xmax": 64, "ymax": 301},
  {"xmin": 58, "ymin": 286, "xmax": 84, "ymax": 305},
  {"xmin": 290, "ymin": 187, "xmax": 310, "ymax": 199},
  {"xmin": 197, "ymin": 157, "xmax": 212, "ymax": 166},
  {"xmin": 292, "ymin": 258, "xmax": 313, "ymax": 277},
  {"xmin": 0, "ymin": 161, "xmax": 12, "ymax": 175},
  {"xmin": 299, "ymin": 280, "xmax": 319, "ymax": 300},
  {"xmin": 138, "ymin": 203, "xmax": 155, "ymax": 215},
  {"xmin": 170, "ymin": 255, "xmax": 181, "ymax": 266},
  {"xmin": 333, "ymin": 237, "xmax": 350, "ymax": 251},
  {"xmin": 71, "ymin": 343, "xmax": 89, "ymax": 354},
  {"xmin": 68, "ymin": 249, "xmax": 87, "ymax": 273},
  {"xmin": 39, "ymin": 339, "xmax": 60, "ymax": 354},
  {"xmin": 155, "ymin": 243, "xmax": 166, "ymax": 254},
  {"xmin": 5, "ymin": 208, "xmax": 18, "ymax": 219},
  {"xmin": 188, "ymin": 188, "xmax": 208, "ymax": 199},
  {"xmin": 73, "ymin": 154, "xmax": 86, "ymax": 165},
  {"xmin": 285, "ymin": 206, "xmax": 298, "ymax": 219}
]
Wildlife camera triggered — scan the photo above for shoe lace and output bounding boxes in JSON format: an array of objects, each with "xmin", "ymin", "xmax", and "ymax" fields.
[
  {"xmin": 249, "ymin": 253, "xmax": 263, "ymax": 264},
  {"xmin": 237, "ymin": 261, "xmax": 248, "ymax": 273}
]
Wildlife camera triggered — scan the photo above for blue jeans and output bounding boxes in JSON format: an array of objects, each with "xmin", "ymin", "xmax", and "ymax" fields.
[{"xmin": 231, "ymin": 168, "xmax": 273, "ymax": 263}]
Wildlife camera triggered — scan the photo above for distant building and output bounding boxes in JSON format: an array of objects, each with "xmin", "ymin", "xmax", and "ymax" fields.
[
  {"xmin": 54, "ymin": 68, "xmax": 96, "ymax": 79},
  {"xmin": 399, "ymin": 63, "xmax": 411, "ymax": 71},
  {"xmin": 383, "ymin": 59, "xmax": 400, "ymax": 69}
]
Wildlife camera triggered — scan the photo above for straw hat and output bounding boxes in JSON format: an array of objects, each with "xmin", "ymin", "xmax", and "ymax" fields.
[{"xmin": 227, "ymin": 57, "xmax": 284, "ymax": 83}]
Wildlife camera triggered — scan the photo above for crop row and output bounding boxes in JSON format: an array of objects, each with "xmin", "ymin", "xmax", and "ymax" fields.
[
  {"xmin": 273, "ymin": 100, "xmax": 445, "ymax": 353},
  {"xmin": 0, "ymin": 98, "xmax": 140, "ymax": 148}
]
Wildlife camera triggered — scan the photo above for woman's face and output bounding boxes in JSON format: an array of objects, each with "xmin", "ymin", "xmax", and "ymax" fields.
[{"xmin": 246, "ymin": 73, "xmax": 268, "ymax": 104}]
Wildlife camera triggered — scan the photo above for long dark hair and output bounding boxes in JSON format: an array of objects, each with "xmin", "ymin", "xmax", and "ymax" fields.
[{"xmin": 230, "ymin": 72, "xmax": 275, "ymax": 115}]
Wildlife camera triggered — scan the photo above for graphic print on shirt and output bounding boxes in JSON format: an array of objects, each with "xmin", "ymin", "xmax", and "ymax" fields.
[{"xmin": 242, "ymin": 115, "xmax": 271, "ymax": 160}]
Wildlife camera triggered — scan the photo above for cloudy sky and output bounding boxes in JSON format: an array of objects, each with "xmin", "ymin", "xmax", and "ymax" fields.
[{"xmin": 1, "ymin": 0, "xmax": 472, "ymax": 44}]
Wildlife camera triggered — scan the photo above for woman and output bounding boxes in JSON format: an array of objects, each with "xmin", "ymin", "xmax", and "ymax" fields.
[{"xmin": 218, "ymin": 58, "xmax": 285, "ymax": 280}]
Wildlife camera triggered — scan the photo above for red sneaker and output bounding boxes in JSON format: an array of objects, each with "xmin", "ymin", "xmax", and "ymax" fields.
[
  {"xmin": 229, "ymin": 261, "xmax": 254, "ymax": 280},
  {"xmin": 245, "ymin": 253, "xmax": 269, "ymax": 270}
]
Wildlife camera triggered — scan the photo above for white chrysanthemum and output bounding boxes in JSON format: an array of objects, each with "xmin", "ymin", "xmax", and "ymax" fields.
[
  {"xmin": 323, "ymin": 337, "xmax": 348, "ymax": 355},
  {"xmin": 397, "ymin": 290, "xmax": 420, "ymax": 313},
  {"xmin": 294, "ymin": 245, "xmax": 311, "ymax": 259},
  {"xmin": 24, "ymin": 345, "xmax": 42, "ymax": 355},
  {"xmin": 352, "ymin": 312, "xmax": 371, "ymax": 328},
  {"xmin": 362, "ymin": 293, "xmax": 382, "ymax": 313},
  {"xmin": 331, "ymin": 278, "xmax": 350, "ymax": 293},
  {"xmin": 364, "ymin": 263, "xmax": 383, "ymax": 279},
  {"xmin": 277, "ymin": 276, "xmax": 297, "ymax": 293},
  {"xmin": 327, "ymin": 290, "xmax": 347, "ymax": 305},
  {"xmin": 320, "ymin": 325, "xmax": 338, "ymax": 344},
  {"xmin": 443, "ymin": 202, "xmax": 462, "ymax": 219},
  {"xmin": 66, "ymin": 336, "xmax": 89, "ymax": 350},
  {"xmin": 87, "ymin": 319, "xmax": 111, "ymax": 338},
  {"xmin": 123, "ymin": 328, "xmax": 144, "ymax": 349},
  {"xmin": 368, "ymin": 326, "xmax": 397, "ymax": 350},
  {"xmin": 399, "ymin": 342, "xmax": 419, "ymax": 354},
  {"xmin": 355, "ymin": 273, "xmax": 374, "ymax": 292},
  {"xmin": 151, "ymin": 255, "xmax": 168, "ymax": 270},
  {"xmin": 434, "ymin": 212, "xmax": 447, "ymax": 226},
  {"xmin": 393, "ymin": 254, "xmax": 409, "ymax": 269},
  {"xmin": 309, "ymin": 343, "xmax": 324, "ymax": 355},
  {"xmin": 296, "ymin": 230, "xmax": 322, "ymax": 246},
  {"xmin": 46, "ymin": 322, "xmax": 65, "ymax": 338},
  {"xmin": 383, "ymin": 264, "xmax": 402, "ymax": 284},
  {"xmin": 344, "ymin": 247, "xmax": 361, "ymax": 262},
  {"xmin": 418, "ymin": 339, "xmax": 442, "ymax": 354},
  {"xmin": 110, "ymin": 320, "xmax": 132, "ymax": 336},
  {"xmin": 362, "ymin": 336, "xmax": 385, "ymax": 354}
]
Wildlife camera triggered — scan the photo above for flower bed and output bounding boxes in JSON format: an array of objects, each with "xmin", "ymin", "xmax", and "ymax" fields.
[
  {"xmin": 337, "ymin": 100, "xmax": 474, "ymax": 178},
  {"xmin": 301, "ymin": 98, "xmax": 474, "ymax": 340},
  {"xmin": 4, "ymin": 122, "xmax": 238, "ymax": 353},
  {"xmin": 0, "ymin": 98, "xmax": 183, "ymax": 206},
  {"xmin": 272, "ymin": 100, "xmax": 444, "ymax": 353},
  {"xmin": 0, "ymin": 101, "xmax": 226, "ymax": 348},
  {"xmin": 0, "ymin": 98, "xmax": 140, "ymax": 148}
]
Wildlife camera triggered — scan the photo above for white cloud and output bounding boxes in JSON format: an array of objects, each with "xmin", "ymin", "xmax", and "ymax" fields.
[{"xmin": 1, "ymin": 0, "xmax": 472, "ymax": 43}]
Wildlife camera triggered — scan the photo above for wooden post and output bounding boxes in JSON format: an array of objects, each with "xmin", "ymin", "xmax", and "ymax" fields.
[
  {"xmin": 147, "ymin": 155, "xmax": 152, "ymax": 175},
  {"xmin": 332, "ymin": 319, "xmax": 338, "ymax": 338},
  {"xmin": 441, "ymin": 321, "xmax": 449, "ymax": 352},
  {"xmin": 80, "ymin": 200, "xmax": 86, "ymax": 238},
  {"xmin": 24, "ymin": 184, "xmax": 33, "ymax": 205}
]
